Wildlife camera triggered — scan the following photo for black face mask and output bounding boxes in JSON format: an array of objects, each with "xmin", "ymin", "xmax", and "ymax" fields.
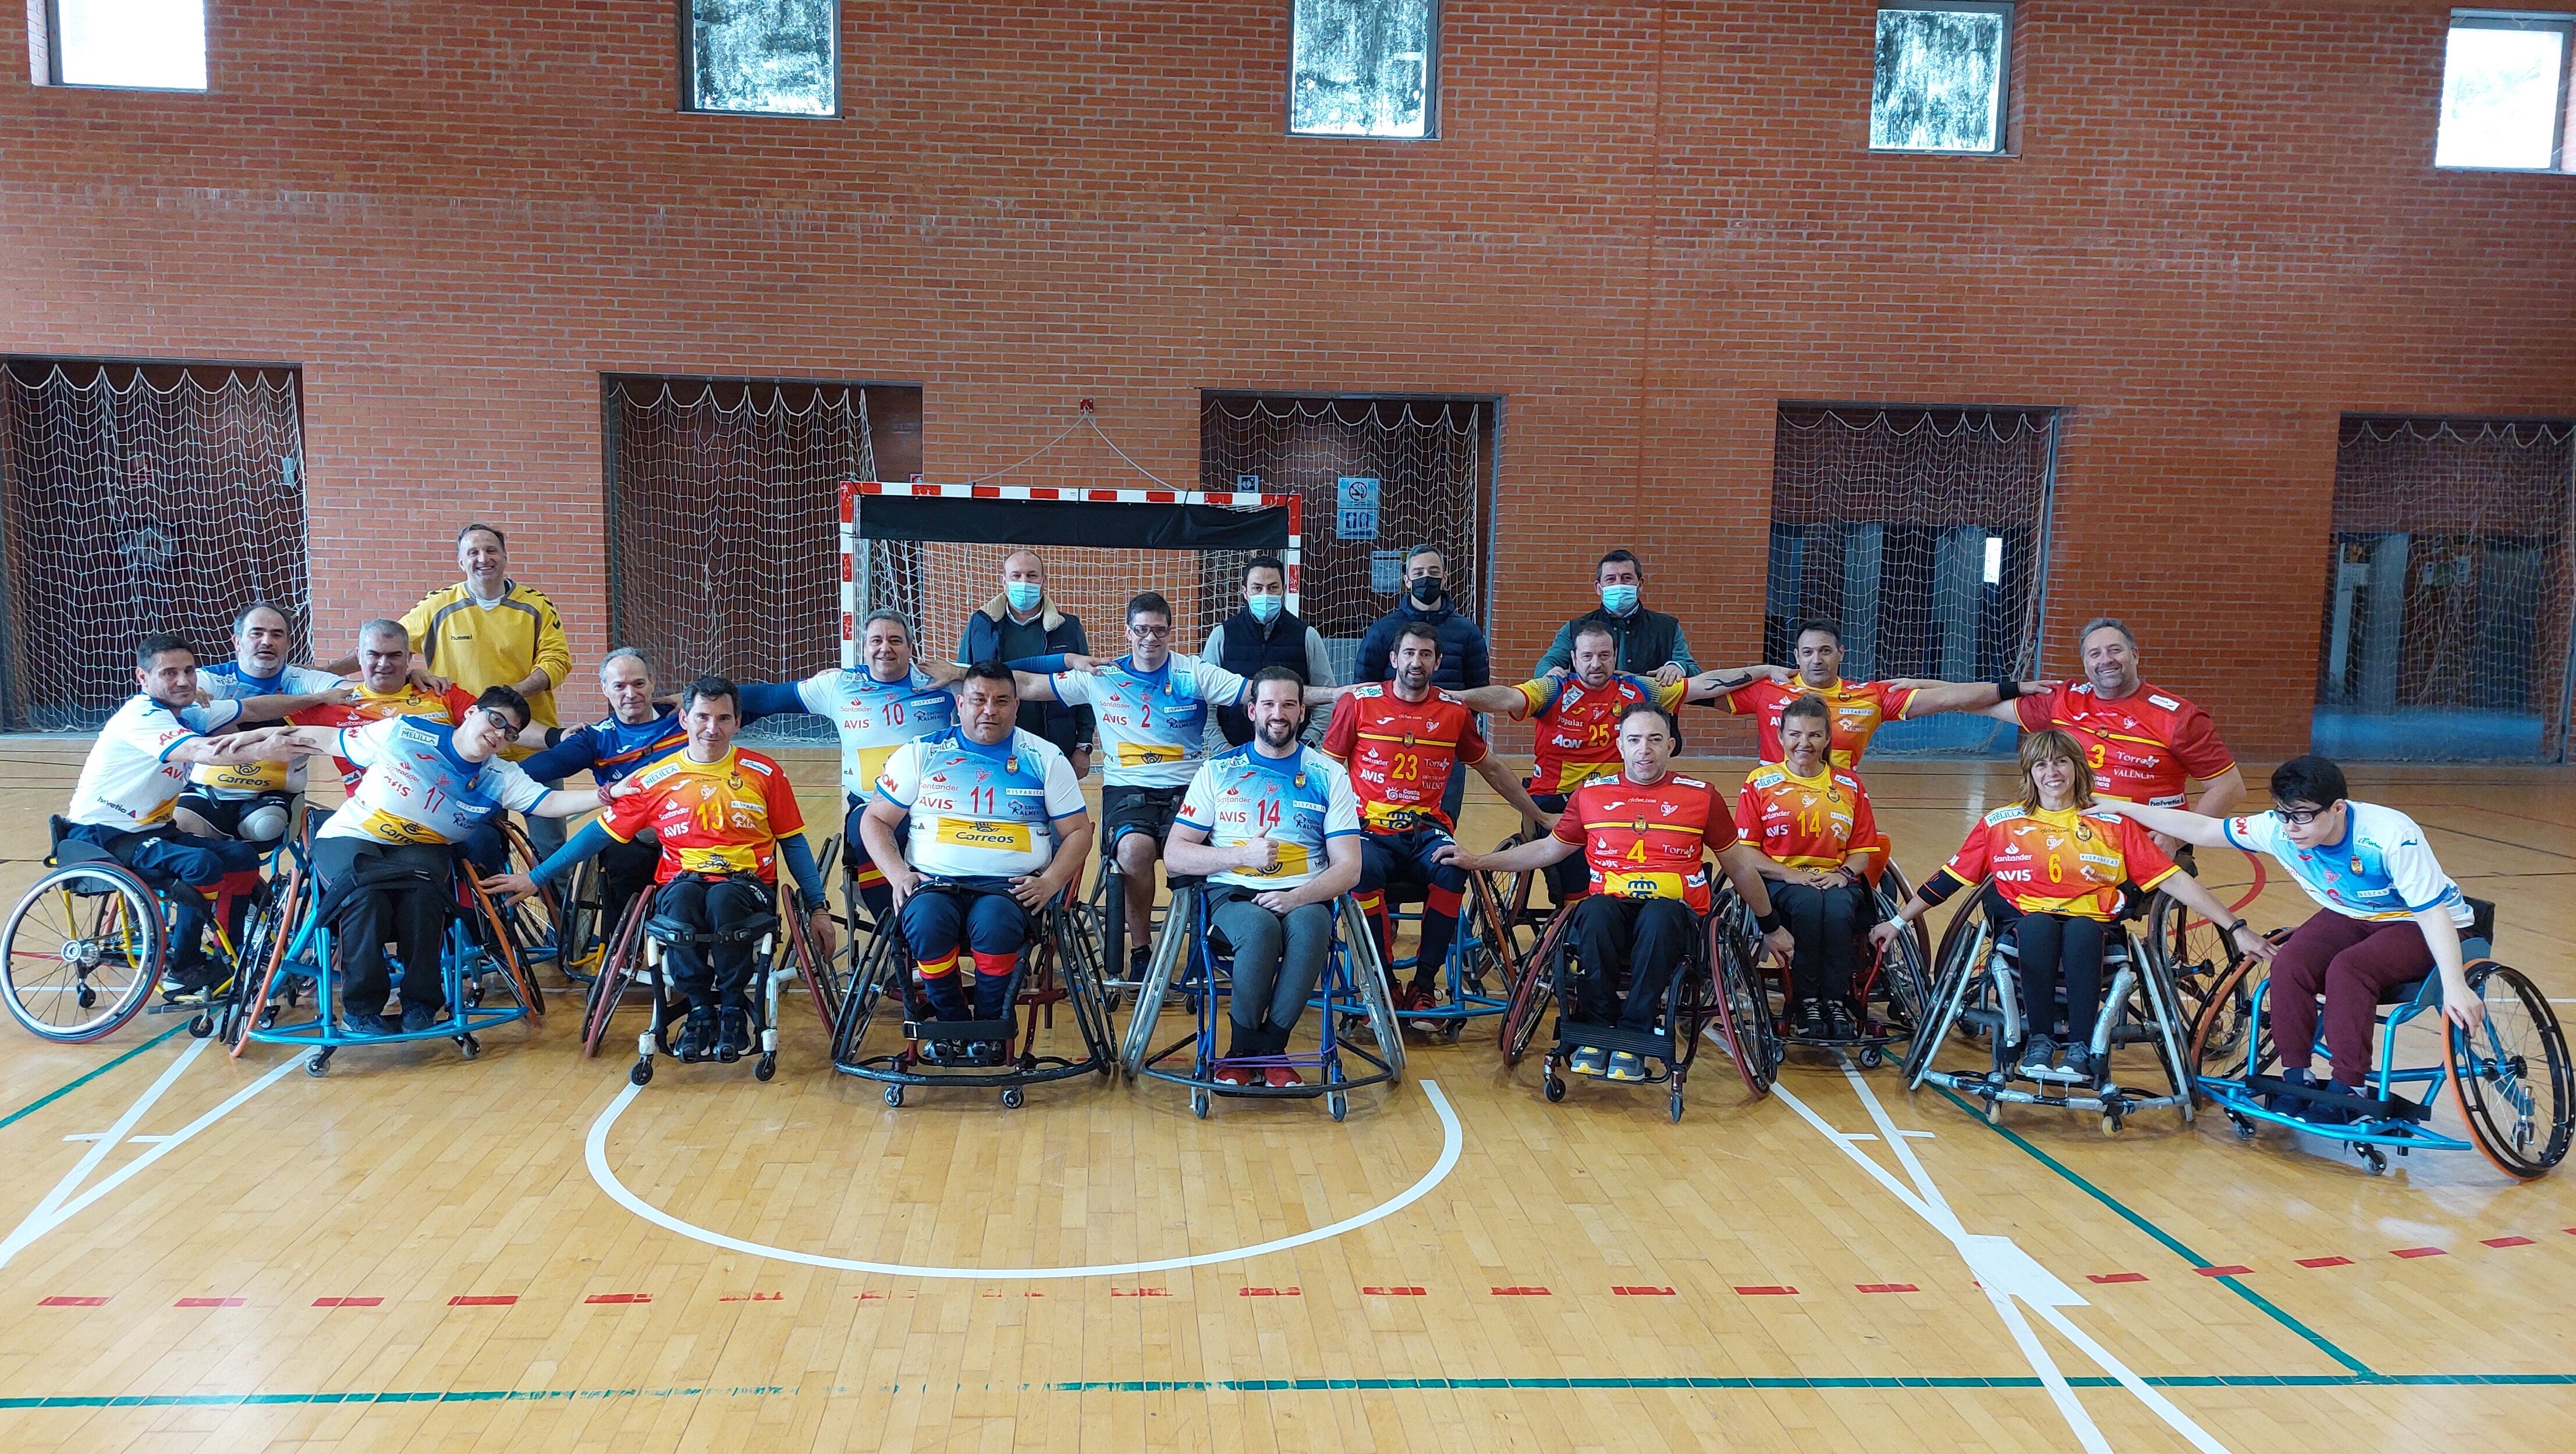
[{"xmin": 1408, "ymin": 578, "xmax": 1445, "ymax": 605}]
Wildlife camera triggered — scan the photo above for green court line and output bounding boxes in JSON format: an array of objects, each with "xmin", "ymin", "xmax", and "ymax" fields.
[
  {"xmin": 1933, "ymin": 1085, "xmax": 2375, "ymax": 1377},
  {"xmin": 0, "ymin": 1025, "xmax": 186, "ymax": 1135},
  {"xmin": 3, "ymin": 1373, "xmax": 2570, "ymax": 1408}
]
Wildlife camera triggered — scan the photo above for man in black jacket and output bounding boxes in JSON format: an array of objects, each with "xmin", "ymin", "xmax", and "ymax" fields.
[
  {"xmin": 1353, "ymin": 544, "xmax": 1489, "ymax": 822},
  {"xmin": 1202, "ymin": 556, "xmax": 1336, "ymax": 745},
  {"xmin": 1535, "ymin": 548, "xmax": 1698, "ymax": 686},
  {"xmin": 956, "ymin": 550, "xmax": 1094, "ymax": 777}
]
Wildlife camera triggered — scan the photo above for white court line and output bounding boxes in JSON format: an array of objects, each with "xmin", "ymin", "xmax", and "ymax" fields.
[
  {"xmin": 1761, "ymin": 1048, "xmax": 2235, "ymax": 1454},
  {"xmin": 588, "ymin": 1078, "xmax": 1465, "ymax": 1279},
  {"xmin": 0, "ymin": 1038, "xmax": 301, "ymax": 1273}
]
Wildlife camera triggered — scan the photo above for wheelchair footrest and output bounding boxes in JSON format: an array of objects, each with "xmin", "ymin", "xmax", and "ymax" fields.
[
  {"xmin": 904, "ymin": 1015, "xmax": 1014, "ymax": 1042},
  {"xmin": 2243, "ymin": 1073, "xmax": 2430, "ymax": 1124},
  {"xmin": 1558, "ymin": 1023, "xmax": 1679, "ymax": 1063}
]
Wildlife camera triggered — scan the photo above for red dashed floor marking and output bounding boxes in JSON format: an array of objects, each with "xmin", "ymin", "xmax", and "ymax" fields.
[
  {"xmin": 2390, "ymin": 1247, "xmax": 2446, "ymax": 1259},
  {"xmin": 2087, "ymin": 1274, "xmax": 2148, "ymax": 1285},
  {"xmin": 857, "ymin": 1292, "xmax": 888, "ymax": 1300},
  {"xmin": 1239, "ymin": 1287, "xmax": 1300, "ymax": 1296},
  {"xmin": 1612, "ymin": 1286, "xmax": 1676, "ymax": 1296},
  {"xmin": 1109, "ymin": 1288, "xmax": 1169, "ymax": 1298},
  {"xmin": 2195, "ymin": 1265, "xmax": 2254, "ymax": 1277},
  {"xmin": 1361, "ymin": 1286, "xmax": 1427, "ymax": 1296},
  {"xmin": 2296, "ymin": 1257, "xmax": 2354, "ymax": 1269},
  {"xmin": 448, "ymin": 1295, "xmax": 517, "ymax": 1306},
  {"xmin": 313, "ymin": 1297, "xmax": 379, "ymax": 1308},
  {"xmin": 1490, "ymin": 1286, "xmax": 1552, "ymax": 1296},
  {"xmin": 719, "ymin": 1292, "xmax": 783, "ymax": 1302},
  {"xmin": 173, "ymin": 1297, "xmax": 243, "ymax": 1308},
  {"xmin": 2481, "ymin": 1236, "xmax": 2535, "ymax": 1249},
  {"xmin": 1733, "ymin": 1285, "xmax": 1798, "ymax": 1296},
  {"xmin": 1855, "ymin": 1284, "xmax": 1919, "ymax": 1294},
  {"xmin": 585, "ymin": 1293, "xmax": 651, "ymax": 1304},
  {"xmin": 38, "ymin": 1296, "xmax": 108, "ymax": 1307}
]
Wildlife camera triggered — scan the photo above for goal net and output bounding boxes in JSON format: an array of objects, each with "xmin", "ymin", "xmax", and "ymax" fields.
[{"xmin": 0, "ymin": 361, "xmax": 308, "ymax": 730}]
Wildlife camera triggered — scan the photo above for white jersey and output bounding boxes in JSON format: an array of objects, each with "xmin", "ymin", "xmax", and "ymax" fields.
[
  {"xmin": 796, "ymin": 666, "xmax": 957, "ymax": 799},
  {"xmin": 873, "ymin": 728, "xmax": 1085, "ymax": 880},
  {"xmin": 191, "ymin": 663, "xmax": 343, "ymax": 795},
  {"xmin": 317, "ymin": 715, "xmax": 549, "ymax": 847},
  {"xmin": 1175, "ymin": 742, "xmax": 1360, "ymax": 892},
  {"xmin": 67, "ymin": 695, "xmax": 246, "ymax": 831},
  {"xmin": 1049, "ymin": 652, "xmax": 1250, "ymax": 789},
  {"xmin": 2223, "ymin": 802, "xmax": 2472, "ymax": 927}
]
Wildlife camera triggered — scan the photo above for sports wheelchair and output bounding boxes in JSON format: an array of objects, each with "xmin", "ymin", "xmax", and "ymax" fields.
[
  {"xmin": 1489, "ymin": 875, "xmax": 1776, "ymax": 1121},
  {"xmin": 1901, "ymin": 884, "xmax": 2196, "ymax": 1134},
  {"xmin": 2139, "ymin": 842, "xmax": 2266, "ymax": 1075},
  {"xmin": 2191, "ymin": 899, "xmax": 2572, "ymax": 1179},
  {"xmin": 231, "ymin": 839, "xmax": 543, "ymax": 1076},
  {"xmin": 1, "ymin": 816, "xmax": 282, "ymax": 1044},
  {"xmin": 1748, "ymin": 859, "xmax": 1932, "ymax": 1071},
  {"xmin": 577, "ymin": 874, "xmax": 836, "ymax": 1086},
  {"xmin": 1121, "ymin": 882, "xmax": 1401, "ymax": 1121},
  {"xmin": 1359, "ymin": 873, "xmax": 1512, "ymax": 1043},
  {"xmin": 831, "ymin": 881, "xmax": 1117, "ymax": 1108}
]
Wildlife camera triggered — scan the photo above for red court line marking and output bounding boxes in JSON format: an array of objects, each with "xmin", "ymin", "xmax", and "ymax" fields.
[
  {"xmin": 2088, "ymin": 1273, "xmax": 2148, "ymax": 1284},
  {"xmin": 2391, "ymin": 1247, "xmax": 2446, "ymax": 1259},
  {"xmin": 173, "ymin": 1297, "xmax": 244, "ymax": 1309},
  {"xmin": 448, "ymin": 1295, "xmax": 517, "ymax": 1306},
  {"xmin": 2482, "ymin": 1236, "xmax": 2536, "ymax": 1249},
  {"xmin": 2296, "ymin": 1257, "xmax": 2354, "ymax": 1269},
  {"xmin": 856, "ymin": 1292, "xmax": 888, "ymax": 1301},
  {"xmin": 585, "ymin": 1293, "xmax": 651, "ymax": 1304},
  {"xmin": 1612, "ymin": 1286, "xmax": 1677, "ymax": 1296},
  {"xmin": 312, "ymin": 1297, "xmax": 381, "ymax": 1308},
  {"xmin": 719, "ymin": 1292, "xmax": 782, "ymax": 1302},
  {"xmin": 1855, "ymin": 1284, "xmax": 1919, "ymax": 1294},
  {"xmin": 1239, "ymin": 1287, "xmax": 1301, "ymax": 1297},
  {"xmin": 1109, "ymin": 1288, "xmax": 1170, "ymax": 1298},
  {"xmin": 38, "ymin": 1296, "xmax": 109, "ymax": 1307},
  {"xmin": 2195, "ymin": 1265, "xmax": 2254, "ymax": 1277},
  {"xmin": 1734, "ymin": 1286, "xmax": 1798, "ymax": 1296},
  {"xmin": 1490, "ymin": 1286, "xmax": 1552, "ymax": 1296},
  {"xmin": 1361, "ymin": 1286, "xmax": 1427, "ymax": 1296}
]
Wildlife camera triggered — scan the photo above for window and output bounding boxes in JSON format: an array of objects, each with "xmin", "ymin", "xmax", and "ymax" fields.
[
  {"xmin": 1289, "ymin": 0, "xmax": 1439, "ymax": 139},
  {"xmin": 1870, "ymin": 4, "xmax": 2011, "ymax": 154},
  {"xmin": 45, "ymin": 0, "xmax": 207, "ymax": 90},
  {"xmin": 681, "ymin": 0, "xmax": 837, "ymax": 117},
  {"xmin": 2436, "ymin": 12, "xmax": 2574, "ymax": 170}
]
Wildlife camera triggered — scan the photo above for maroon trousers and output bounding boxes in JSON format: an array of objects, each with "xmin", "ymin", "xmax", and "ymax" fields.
[{"xmin": 2269, "ymin": 909, "xmax": 2435, "ymax": 1084}]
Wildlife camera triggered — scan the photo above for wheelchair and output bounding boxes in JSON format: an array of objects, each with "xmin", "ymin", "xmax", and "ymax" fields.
[
  {"xmin": 1492, "ymin": 877, "xmax": 1776, "ymax": 1121},
  {"xmin": 1121, "ymin": 882, "xmax": 1400, "ymax": 1121},
  {"xmin": 231, "ymin": 840, "xmax": 543, "ymax": 1076},
  {"xmin": 577, "ymin": 873, "xmax": 835, "ymax": 1085},
  {"xmin": 1359, "ymin": 873, "xmax": 1512, "ymax": 1043},
  {"xmin": 2190, "ymin": 898, "xmax": 2572, "ymax": 1179},
  {"xmin": 831, "ymin": 881, "xmax": 1116, "ymax": 1108},
  {"xmin": 1900, "ymin": 884, "xmax": 2196, "ymax": 1133},
  {"xmin": 1, "ymin": 816, "xmax": 284, "ymax": 1044},
  {"xmin": 1748, "ymin": 858, "xmax": 1932, "ymax": 1071},
  {"xmin": 2141, "ymin": 842, "xmax": 2264, "ymax": 1074}
]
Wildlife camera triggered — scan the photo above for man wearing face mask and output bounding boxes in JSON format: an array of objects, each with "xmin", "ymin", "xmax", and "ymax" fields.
[
  {"xmin": 1354, "ymin": 546, "xmax": 1490, "ymax": 824},
  {"xmin": 957, "ymin": 551, "xmax": 1094, "ymax": 778},
  {"xmin": 1536, "ymin": 549, "xmax": 1698, "ymax": 687},
  {"xmin": 1202, "ymin": 556, "xmax": 1336, "ymax": 747}
]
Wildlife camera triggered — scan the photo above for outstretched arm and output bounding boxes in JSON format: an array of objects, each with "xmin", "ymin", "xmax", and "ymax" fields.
[
  {"xmin": 2145, "ymin": 868, "xmax": 2274, "ymax": 965},
  {"xmin": 481, "ymin": 819, "xmax": 616, "ymax": 903},
  {"xmin": 1471, "ymin": 753, "xmax": 1552, "ymax": 826},
  {"xmin": 1680, "ymin": 663, "xmax": 1788, "ymax": 703},
  {"xmin": 2093, "ymin": 798, "xmax": 2233, "ymax": 850},
  {"xmin": 1447, "ymin": 681, "xmax": 1535, "ymax": 716},
  {"xmin": 1435, "ymin": 831, "xmax": 1578, "ymax": 876}
]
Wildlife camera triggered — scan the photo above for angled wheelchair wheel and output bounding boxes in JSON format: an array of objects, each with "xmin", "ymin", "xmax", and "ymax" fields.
[
  {"xmin": 2152, "ymin": 891, "xmax": 2256, "ymax": 1069},
  {"xmin": 2184, "ymin": 956, "xmax": 2263, "ymax": 1079},
  {"xmin": 1706, "ymin": 912, "xmax": 1776, "ymax": 1098},
  {"xmin": 1498, "ymin": 909, "xmax": 1569, "ymax": 1066},
  {"xmin": 492, "ymin": 822, "xmax": 565, "ymax": 990},
  {"xmin": 464, "ymin": 870, "xmax": 543, "ymax": 1020},
  {"xmin": 1901, "ymin": 912, "xmax": 1989, "ymax": 1089},
  {"xmin": 1119, "ymin": 887, "xmax": 1195, "ymax": 1076},
  {"xmin": 2, "ymin": 859, "xmax": 166, "ymax": 1043},
  {"xmin": 551, "ymin": 855, "xmax": 608, "ymax": 986},
  {"xmin": 583, "ymin": 898, "xmax": 651, "ymax": 1058},
  {"xmin": 832, "ymin": 920, "xmax": 909, "ymax": 1065},
  {"xmin": 1053, "ymin": 906, "xmax": 1116, "ymax": 1071},
  {"xmin": 232, "ymin": 861, "xmax": 314, "ymax": 1057},
  {"xmin": 1342, "ymin": 895, "xmax": 1406, "ymax": 1085},
  {"xmin": 2448, "ymin": 962, "xmax": 2574, "ymax": 1180},
  {"xmin": 777, "ymin": 883, "xmax": 842, "ymax": 1032}
]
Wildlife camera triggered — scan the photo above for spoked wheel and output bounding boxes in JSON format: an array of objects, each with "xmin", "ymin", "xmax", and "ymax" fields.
[
  {"xmin": 233, "ymin": 864, "xmax": 314, "ymax": 1057},
  {"xmin": 550, "ymin": 855, "xmax": 609, "ymax": 987},
  {"xmin": 1119, "ymin": 890, "xmax": 1195, "ymax": 1076},
  {"xmin": 1497, "ymin": 905, "xmax": 1570, "ymax": 1066},
  {"xmin": 582, "ymin": 900, "xmax": 650, "ymax": 1058},
  {"xmin": 832, "ymin": 925, "xmax": 909, "ymax": 1065},
  {"xmin": 2185, "ymin": 957, "xmax": 2263, "ymax": 1081},
  {"xmin": 492, "ymin": 822, "xmax": 565, "ymax": 993},
  {"xmin": 1, "ymin": 861, "xmax": 166, "ymax": 1043},
  {"xmin": 782, "ymin": 884, "xmax": 843, "ymax": 1032},
  {"xmin": 1706, "ymin": 915, "xmax": 1776, "ymax": 1098},
  {"xmin": 2153, "ymin": 892, "xmax": 2259, "ymax": 1071},
  {"xmin": 1901, "ymin": 915, "xmax": 1987, "ymax": 1089},
  {"xmin": 464, "ymin": 871, "xmax": 543, "ymax": 1020},
  {"xmin": 2448, "ymin": 962, "xmax": 2575, "ymax": 1180},
  {"xmin": 1342, "ymin": 897, "xmax": 1406, "ymax": 1085},
  {"xmin": 1055, "ymin": 909, "xmax": 1116, "ymax": 1071}
]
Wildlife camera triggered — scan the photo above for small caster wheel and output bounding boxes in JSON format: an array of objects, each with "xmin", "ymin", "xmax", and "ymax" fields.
[
  {"xmin": 755, "ymin": 1055, "xmax": 776, "ymax": 1082},
  {"xmin": 1328, "ymin": 1092, "xmax": 1348, "ymax": 1122},
  {"xmin": 2359, "ymin": 1146, "xmax": 2387, "ymax": 1176},
  {"xmin": 1190, "ymin": 1087, "xmax": 1209, "ymax": 1119},
  {"xmin": 883, "ymin": 1085, "xmax": 904, "ymax": 1108},
  {"xmin": 1669, "ymin": 1090, "xmax": 1685, "ymax": 1124},
  {"xmin": 187, "ymin": 1012, "xmax": 214, "ymax": 1039},
  {"xmin": 1442, "ymin": 1019, "xmax": 1465, "ymax": 1045},
  {"xmin": 1985, "ymin": 1097, "xmax": 2003, "ymax": 1125},
  {"xmin": 1858, "ymin": 1044, "xmax": 1883, "ymax": 1070},
  {"xmin": 304, "ymin": 1050, "xmax": 332, "ymax": 1077},
  {"xmin": 1544, "ymin": 1073, "xmax": 1567, "ymax": 1103},
  {"xmin": 1001, "ymin": 1087, "xmax": 1024, "ymax": 1110},
  {"xmin": 630, "ymin": 1059, "xmax": 653, "ymax": 1086},
  {"xmin": 259, "ymin": 1006, "xmax": 279, "ymax": 1029},
  {"xmin": 457, "ymin": 1034, "xmax": 481, "ymax": 1060},
  {"xmin": 2231, "ymin": 1113, "xmax": 2258, "ymax": 1141},
  {"xmin": 2101, "ymin": 1111, "xmax": 2123, "ymax": 1137},
  {"xmin": 77, "ymin": 983, "xmax": 97, "ymax": 1010}
]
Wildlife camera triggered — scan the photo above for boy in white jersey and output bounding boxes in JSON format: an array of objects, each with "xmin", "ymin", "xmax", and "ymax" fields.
[
  {"xmin": 173, "ymin": 601, "xmax": 353, "ymax": 844},
  {"xmin": 260, "ymin": 685, "xmax": 601, "ymax": 1036},
  {"xmin": 862, "ymin": 664, "xmax": 1091, "ymax": 1053},
  {"xmin": 2103, "ymin": 753, "xmax": 2478, "ymax": 1121},
  {"xmin": 1165, "ymin": 668, "xmax": 1362, "ymax": 1087},
  {"xmin": 1013, "ymin": 591, "xmax": 1345, "ymax": 979}
]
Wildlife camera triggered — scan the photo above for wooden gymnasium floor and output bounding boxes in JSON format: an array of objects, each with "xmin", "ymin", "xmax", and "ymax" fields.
[{"xmin": 0, "ymin": 739, "xmax": 2570, "ymax": 1454}]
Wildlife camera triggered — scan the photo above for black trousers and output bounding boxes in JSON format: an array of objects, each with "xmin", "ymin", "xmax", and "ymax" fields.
[
  {"xmin": 657, "ymin": 875, "xmax": 775, "ymax": 1007},
  {"xmin": 314, "ymin": 837, "xmax": 451, "ymax": 1014},
  {"xmin": 1983, "ymin": 889, "xmax": 2107, "ymax": 1043},
  {"xmin": 1772, "ymin": 879, "xmax": 1869, "ymax": 1004},
  {"xmin": 1567, "ymin": 895, "xmax": 1698, "ymax": 1032}
]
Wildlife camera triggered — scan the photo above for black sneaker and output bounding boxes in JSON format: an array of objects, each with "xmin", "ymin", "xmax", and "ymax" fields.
[
  {"xmin": 676, "ymin": 1006, "xmax": 718, "ymax": 1060},
  {"xmin": 2265, "ymin": 1066, "xmax": 2314, "ymax": 1113},
  {"xmin": 343, "ymin": 1009, "xmax": 394, "ymax": 1039},
  {"xmin": 2062, "ymin": 1047, "xmax": 2096, "ymax": 1089},
  {"xmin": 400, "ymin": 1002, "xmax": 441, "ymax": 1034},
  {"xmin": 158, "ymin": 955, "xmax": 224, "ymax": 1000},
  {"xmin": 1826, "ymin": 1001, "xmax": 1861, "ymax": 1041},
  {"xmin": 1792, "ymin": 1000, "xmax": 1828, "ymax": 1039},
  {"xmin": 717, "ymin": 1005, "xmax": 753, "ymax": 1062},
  {"xmin": 2016, "ymin": 1034, "xmax": 2059, "ymax": 1080},
  {"xmin": 1127, "ymin": 944, "xmax": 1151, "ymax": 982}
]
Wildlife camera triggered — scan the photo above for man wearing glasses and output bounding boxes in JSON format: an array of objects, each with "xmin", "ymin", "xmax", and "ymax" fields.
[{"xmin": 1012, "ymin": 592, "xmax": 1344, "ymax": 979}]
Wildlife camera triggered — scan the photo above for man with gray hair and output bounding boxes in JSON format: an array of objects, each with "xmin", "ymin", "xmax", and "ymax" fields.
[{"xmin": 956, "ymin": 551, "xmax": 1093, "ymax": 777}]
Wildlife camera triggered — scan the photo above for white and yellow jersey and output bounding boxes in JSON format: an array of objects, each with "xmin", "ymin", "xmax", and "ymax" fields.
[
  {"xmin": 1049, "ymin": 653, "xmax": 1250, "ymax": 789},
  {"xmin": 796, "ymin": 666, "xmax": 957, "ymax": 799},
  {"xmin": 190, "ymin": 663, "xmax": 342, "ymax": 795},
  {"xmin": 873, "ymin": 728, "xmax": 1084, "ymax": 880},
  {"xmin": 67, "ymin": 696, "xmax": 244, "ymax": 831},
  {"xmin": 1174, "ymin": 743, "xmax": 1359, "ymax": 892}
]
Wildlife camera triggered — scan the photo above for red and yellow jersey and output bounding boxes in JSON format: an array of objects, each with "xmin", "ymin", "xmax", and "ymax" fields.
[
  {"xmin": 1725, "ymin": 676, "xmax": 1918, "ymax": 769},
  {"xmin": 603, "ymin": 746, "xmax": 807, "ymax": 885},
  {"xmin": 1321, "ymin": 684, "xmax": 1488, "ymax": 833},
  {"xmin": 292, "ymin": 682, "xmax": 478, "ymax": 791},
  {"xmin": 1510, "ymin": 671, "xmax": 1691, "ymax": 794},
  {"xmin": 1549, "ymin": 770, "xmax": 1735, "ymax": 912},
  {"xmin": 1940, "ymin": 802, "xmax": 2177, "ymax": 920},
  {"xmin": 1734, "ymin": 761, "xmax": 1883, "ymax": 875},
  {"xmin": 2014, "ymin": 680, "xmax": 2233, "ymax": 808}
]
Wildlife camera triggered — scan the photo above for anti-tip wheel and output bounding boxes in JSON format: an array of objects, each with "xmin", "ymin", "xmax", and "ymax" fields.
[
  {"xmin": 629, "ymin": 1059, "xmax": 652, "ymax": 1086},
  {"xmin": 754, "ymin": 1055, "xmax": 776, "ymax": 1082},
  {"xmin": 1669, "ymin": 1090, "xmax": 1685, "ymax": 1124},
  {"xmin": 1190, "ymin": 1087, "xmax": 1210, "ymax": 1119},
  {"xmin": 457, "ymin": 1034, "xmax": 481, "ymax": 1060},
  {"xmin": 187, "ymin": 1012, "xmax": 214, "ymax": 1039},
  {"xmin": 1544, "ymin": 1074, "xmax": 1566, "ymax": 1103},
  {"xmin": 1328, "ymin": 1092, "xmax": 1348, "ymax": 1122},
  {"xmin": 883, "ymin": 1085, "xmax": 904, "ymax": 1108},
  {"xmin": 1000, "ymin": 1086, "xmax": 1025, "ymax": 1110},
  {"xmin": 304, "ymin": 1051, "xmax": 331, "ymax": 1077}
]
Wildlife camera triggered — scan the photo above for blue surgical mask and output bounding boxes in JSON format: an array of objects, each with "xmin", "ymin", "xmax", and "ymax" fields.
[
  {"xmin": 1247, "ymin": 593, "xmax": 1282, "ymax": 623},
  {"xmin": 1600, "ymin": 583, "xmax": 1639, "ymax": 614},
  {"xmin": 1005, "ymin": 581, "xmax": 1042, "ymax": 613}
]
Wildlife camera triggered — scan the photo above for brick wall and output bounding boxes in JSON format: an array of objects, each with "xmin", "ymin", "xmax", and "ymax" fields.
[{"xmin": 2, "ymin": 1, "xmax": 2569, "ymax": 758}]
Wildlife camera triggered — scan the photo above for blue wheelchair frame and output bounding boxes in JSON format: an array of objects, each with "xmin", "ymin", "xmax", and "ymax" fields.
[
  {"xmin": 1124, "ymin": 884, "xmax": 1401, "ymax": 1121},
  {"xmin": 1368, "ymin": 872, "xmax": 1511, "ymax": 1040},
  {"xmin": 235, "ymin": 838, "xmax": 540, "ymax": 1076}
]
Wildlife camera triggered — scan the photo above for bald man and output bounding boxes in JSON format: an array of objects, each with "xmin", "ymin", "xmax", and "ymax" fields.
[{"xmin": 956, "ymin": 551, "xmax": 1093, "ymax": 776}]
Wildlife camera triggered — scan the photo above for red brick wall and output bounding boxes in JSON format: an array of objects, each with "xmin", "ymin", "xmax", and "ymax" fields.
[{"xmin": 2, "ymin": 1, "xmax": 2569, "ymax": 757}]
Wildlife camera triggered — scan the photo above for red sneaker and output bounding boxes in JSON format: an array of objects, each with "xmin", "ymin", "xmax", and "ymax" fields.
[
  {"xmin": 1263, "ymin": 1064, "xmax": 1304, "ymax": 1089},
  {"xmin": 1213, "ymin": 1064, "xmax": 1254, "ymax": 1088}
]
